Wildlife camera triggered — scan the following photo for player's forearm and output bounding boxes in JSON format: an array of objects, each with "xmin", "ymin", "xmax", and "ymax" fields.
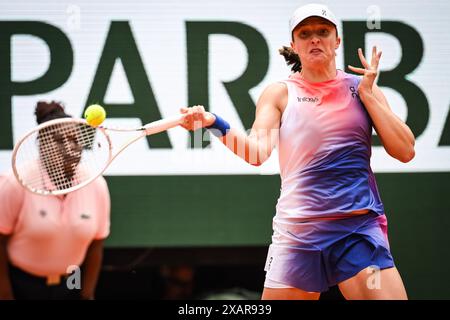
[
  {"xmin": 360, "ymin": 91, "xmax": 415, "ymax": 162},
  {"xmin": 218, "ymin": 128, "xmax": 274, "ymax": 166},
  {"xmin": 81, "ymin": 240, "xmax": 103, "ymax": 300},
  {"xmin": 0, "ymin": 236, "xmax": 14, "ymax": 300}
]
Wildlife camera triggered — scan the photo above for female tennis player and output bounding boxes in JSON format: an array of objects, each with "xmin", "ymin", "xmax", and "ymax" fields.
[{"xmin": 180, "ymin": 3, "xmax": 414, "ymax": 300}]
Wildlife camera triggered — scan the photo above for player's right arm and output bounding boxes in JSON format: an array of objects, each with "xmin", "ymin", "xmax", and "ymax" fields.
[
  {"xmin": 0, "ymin": 233, "xmax": 14, "ymax": 299},
  {"xmin": 0, "ymin": 174, "xmax": 24, "ymax": 300},
  {"xmin": 180, "ymin": 82, "xmax": 287, "ymax": 166}
]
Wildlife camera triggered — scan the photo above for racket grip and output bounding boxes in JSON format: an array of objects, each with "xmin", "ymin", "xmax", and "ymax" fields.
[{"xmin": 143, "ymin": 115, "xmax": 183, "ymax": 135}]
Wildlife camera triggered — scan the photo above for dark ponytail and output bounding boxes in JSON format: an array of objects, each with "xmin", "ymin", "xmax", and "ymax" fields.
[
  {"xmin": 279, "ymin": 46, "xmax": 302, "ymax": 73},
  {"xmin": 35, "ymin": 101, "xmax": 71, "ymax": 124}
]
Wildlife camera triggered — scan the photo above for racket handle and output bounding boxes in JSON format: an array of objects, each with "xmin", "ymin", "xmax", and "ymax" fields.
[{"xmin": 143, "ymin": 115, "xmax": 183, "ymax": 135}]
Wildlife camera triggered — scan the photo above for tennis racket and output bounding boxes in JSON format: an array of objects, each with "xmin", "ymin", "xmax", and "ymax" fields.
[{"xmin": 12, "ymin": 115, "xmax": 183, "ymax": 195}]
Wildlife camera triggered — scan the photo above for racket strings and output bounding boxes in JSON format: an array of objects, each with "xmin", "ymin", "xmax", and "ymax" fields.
[{"xmin": 15, "ymin": 121, "xmax": 110, "ymax": 194}]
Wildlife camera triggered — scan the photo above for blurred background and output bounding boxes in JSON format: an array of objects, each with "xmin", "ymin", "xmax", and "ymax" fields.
[{"xmin": 1, "ymin": 0, "xmax": 449, "ymax": 299}]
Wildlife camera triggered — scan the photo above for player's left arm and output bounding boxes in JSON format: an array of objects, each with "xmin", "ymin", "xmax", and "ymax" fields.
[
  {"xmin": 360, "ymin": 83, "xmax": 416, "ymax": 163},
  {"xmin": 81, "ymin": 239, "xmax": 104, "ymax": 300},
  {"xmin": 349, "ymin": 46, "xmax": 415, "ymax": 163},
  {"xmin": 80, "ymin": 179, "xmax": 110, "ymax": 300}
]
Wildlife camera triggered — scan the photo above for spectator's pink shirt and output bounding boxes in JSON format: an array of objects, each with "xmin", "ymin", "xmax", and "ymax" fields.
[{"xmin": 0, "ymin": 170, "xmax": 110, "ymax": 277}]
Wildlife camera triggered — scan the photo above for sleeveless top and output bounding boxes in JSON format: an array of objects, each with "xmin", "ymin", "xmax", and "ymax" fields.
[{"xmin": 274, "ymin": 70, "xmax": 384, "ymax": 227}]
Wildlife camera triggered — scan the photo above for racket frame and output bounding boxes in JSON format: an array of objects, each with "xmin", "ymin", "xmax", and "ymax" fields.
[{"xmin": 12, "ymin": 115, "xmax": 182, "ymax": 195}]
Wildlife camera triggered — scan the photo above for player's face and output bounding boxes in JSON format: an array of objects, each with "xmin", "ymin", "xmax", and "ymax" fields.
[
  {"xmin": 39, "ymin": 123, "xmax": 82, "ymax": 182},
  {"xmin": 291, "ymin": 17, "xmax": 340, "ymax": 69}
]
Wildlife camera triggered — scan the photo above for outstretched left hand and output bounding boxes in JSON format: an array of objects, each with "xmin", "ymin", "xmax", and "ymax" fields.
[{"xmin": 348, "ymin": 46, "xmax": 382, "ymax": 95}]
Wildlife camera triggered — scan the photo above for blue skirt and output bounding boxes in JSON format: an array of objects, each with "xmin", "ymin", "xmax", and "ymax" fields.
[{"xmin": 264, "ymin": 211, "xmax": 394, "ymax": 292}]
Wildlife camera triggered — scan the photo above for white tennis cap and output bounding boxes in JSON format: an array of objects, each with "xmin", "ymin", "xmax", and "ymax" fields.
[{"xmin": 289, "ymin": 3, "xmax": 338, "ymax": 34}]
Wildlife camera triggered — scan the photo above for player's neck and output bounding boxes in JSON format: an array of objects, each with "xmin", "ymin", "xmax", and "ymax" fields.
[{"xmin": 299, "ymin": 64, "xmax": 337, "ymax": 83}]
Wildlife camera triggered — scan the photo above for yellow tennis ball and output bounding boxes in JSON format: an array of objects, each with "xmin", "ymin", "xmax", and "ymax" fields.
[{"xmin": 84, "ymin": 104, "xmax": 106, "ymax": 127}]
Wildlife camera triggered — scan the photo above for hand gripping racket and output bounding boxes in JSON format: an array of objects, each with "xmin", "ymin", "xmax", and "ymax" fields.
[{"xmin": 11, "ymin": 115, "xmax": 183, "ymax": 195}]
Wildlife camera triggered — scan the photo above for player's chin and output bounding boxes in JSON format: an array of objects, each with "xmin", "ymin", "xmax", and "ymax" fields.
[{"xmin": 306, "ymin": 54, "xmax": 330, "ymax": 64}]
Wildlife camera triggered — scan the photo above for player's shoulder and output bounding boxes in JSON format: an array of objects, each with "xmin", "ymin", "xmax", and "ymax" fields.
[
  {"xmin": 0, "ymin": 170, "xmax": 25, "ymax": 199},
  {"xmin": 256, "ymin": 82, "xmax": 288, "ymax": 113},
  {"xmin": 339, "ymin": 69, "xmax": 361, "ymax": 85},
  {"xmin": 89, "ymin": 175, "xmax": 110, "ymax": 194},
  {"xmin": 0, "ymin": 170, "xmax": 12, "ymax": 180},
  {"xmin": 261, "ymin": 81, "xmax": 288, "ymax": 98},
  {"xmin": 0, "ymin": 170, "xmax": 20, "ymax": 187}
]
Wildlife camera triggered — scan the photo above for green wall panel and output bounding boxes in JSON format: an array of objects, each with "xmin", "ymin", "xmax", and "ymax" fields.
[{"xmin": 105, "ymin": 175, "xmax": 279, "ymax": 247}]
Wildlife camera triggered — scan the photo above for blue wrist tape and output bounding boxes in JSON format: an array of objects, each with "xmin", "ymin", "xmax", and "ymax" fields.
[{"xmin": 206, "ymin": 113, "xmax": 230, "ymax": 137}]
